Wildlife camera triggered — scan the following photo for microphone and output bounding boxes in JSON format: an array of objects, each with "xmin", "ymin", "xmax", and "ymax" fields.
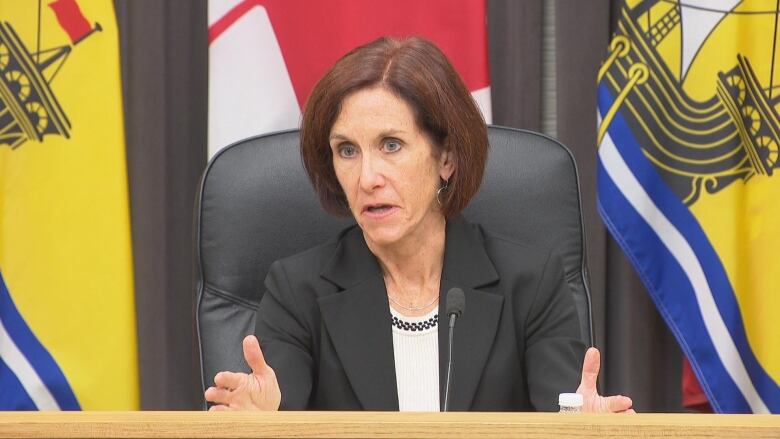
[{"xmin": 443, "ymin": 287, "xmax": 465, "ymax": 412}]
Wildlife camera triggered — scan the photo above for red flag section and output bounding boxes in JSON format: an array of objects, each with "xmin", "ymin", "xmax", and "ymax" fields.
[
  {"xmin": 49, "ymin": 0, "xmax": 92, "ymax": 44},
  {"xmin": 209, "ymin": 0, "xmax": 489, "ymax": 109},
  {"xmin": 208, "ymin": 0, "xmax": 490, "ymax": 157}
]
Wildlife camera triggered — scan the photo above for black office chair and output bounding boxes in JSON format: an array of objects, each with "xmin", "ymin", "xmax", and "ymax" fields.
[{"xmin": 194, "ymin": 126, "xmax": 593, "ymax": 396}]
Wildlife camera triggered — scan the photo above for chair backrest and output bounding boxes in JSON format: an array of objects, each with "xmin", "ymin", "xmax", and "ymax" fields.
[{"xmin": 195, "ymin": 126, "xmax": 593, "ymax": 394}]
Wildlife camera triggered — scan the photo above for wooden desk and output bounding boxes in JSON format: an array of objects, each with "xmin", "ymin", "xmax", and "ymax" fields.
[{"xmin": 0, "ymin": 411, "xmax": 778, "ymax": 438}]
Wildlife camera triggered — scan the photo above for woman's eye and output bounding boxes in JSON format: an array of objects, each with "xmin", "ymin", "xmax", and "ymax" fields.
[
  {"xmin": 338, "ymin": 144, "xmax": 357, "ymax": 158},
  {"xmin": 383, "ymin": 140, "xmax": 402, "ymax": 152}
]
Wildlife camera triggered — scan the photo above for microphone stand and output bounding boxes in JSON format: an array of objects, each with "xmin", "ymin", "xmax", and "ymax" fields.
[{"xmin": 443, "ymin": 312, "xmax": 457, "ymax": 411}]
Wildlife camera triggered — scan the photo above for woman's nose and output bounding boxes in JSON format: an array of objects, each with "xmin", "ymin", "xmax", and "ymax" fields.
[{"xmin": 358, "ymin": 151, "xmax": 385, "ymax": 191}]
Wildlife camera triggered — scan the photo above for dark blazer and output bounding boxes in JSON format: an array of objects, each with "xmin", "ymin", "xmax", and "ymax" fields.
[{"xmin": 255, "ymin": 216, "xmax": 586, "ymax": 411}]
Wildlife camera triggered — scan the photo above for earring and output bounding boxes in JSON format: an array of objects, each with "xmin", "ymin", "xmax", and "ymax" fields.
[{"xmin": 436, "ymin": 178, "xmax": 449, "ymax": 206}]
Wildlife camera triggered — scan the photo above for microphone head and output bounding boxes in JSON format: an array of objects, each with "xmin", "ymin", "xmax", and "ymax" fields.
[{"xmin": 445, "ymin": 288, "xmax": 465, "ymax": 318}]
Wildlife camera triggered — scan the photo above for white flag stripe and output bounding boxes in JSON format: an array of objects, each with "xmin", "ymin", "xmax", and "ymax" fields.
[
  {"xmin": 598, "ymin": 129, "xmax": 769, "ymax": 413},
  {"xmin": 208, "ymin": 5, "xmax": 301, "ymax": 157},
  {"xmin": 470, "ymin": 86, "xmax": 492, "ymax": 124},
  {"xmin": 0, "ymin": 319, "xmax": 60, "ymax": 410}
]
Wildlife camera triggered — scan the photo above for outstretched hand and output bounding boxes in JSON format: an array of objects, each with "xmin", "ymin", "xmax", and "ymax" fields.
[
  {"xmin": 576, "ymin": 347, "xmax": 635, "ymax": 413},
  {"xmin": 204, "ymin": 335, "xmax": 281, "ymax": 411}
]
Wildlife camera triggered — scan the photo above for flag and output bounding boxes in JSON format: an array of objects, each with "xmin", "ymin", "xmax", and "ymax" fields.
[
  {"xmin": 597, "ymin": 0, "xmax": 780, "ymax": 413},
  {"xmin": 208, "ymin": 0, "xmax": 491, "ymax": 158},
  {"xmin": 48, "ymin": 0, "xmax": 93, "ymax": 43},
  {"xmin": 0, "ymin": 0, "xmax": 138, "ymax": 409}
]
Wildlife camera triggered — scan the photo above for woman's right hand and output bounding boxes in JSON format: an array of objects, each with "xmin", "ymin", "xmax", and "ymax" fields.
[{"xmin": 204, "ymin": 335, "xmax": 281, "ymax": 411}]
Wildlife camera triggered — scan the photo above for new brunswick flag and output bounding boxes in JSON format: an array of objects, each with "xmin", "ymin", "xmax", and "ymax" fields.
[
  {"xmin": 0, "ymin": 0, "xmax": 138, "ymax": 409},
  {"xmin": 597, "ymin": 0, "xmax": 780, "ymax": 412}
]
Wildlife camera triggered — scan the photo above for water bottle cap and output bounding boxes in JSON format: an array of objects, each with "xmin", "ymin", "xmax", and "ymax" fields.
[{"xmin": 558, "ymin": 393, "xmax": 584, "ymax": 407}]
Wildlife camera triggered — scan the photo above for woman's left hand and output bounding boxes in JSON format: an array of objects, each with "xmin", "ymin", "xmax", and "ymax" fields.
[{"xmin": 576, "ymin": 347, "xmax": 636, "ymax": 413}]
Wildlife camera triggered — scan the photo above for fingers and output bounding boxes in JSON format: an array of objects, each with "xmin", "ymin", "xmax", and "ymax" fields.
[
  {"xmin": 243, "ymin": 335, "xmax": 269, "ymax": 375},
  {"xmin": 604, "ymin": 395, "xmax": 633, "ymax": 413},
  {"xmin": 577, "ymin": 347, "xmax": 601, "ymax": 393},
  {"xmin": 213, "ymin": 371, "xmax": 247, "ymax": 390},
  {"xmin": 208, "ymin": 404, "xmax": 230, "ymax": 411},
  {"xmin": 204, "ymin": 386, "xmax": 231, "ymax": 405},
  {"xmin": 575, "ymin": 347, "xmax": 634, "ymax": 415}
]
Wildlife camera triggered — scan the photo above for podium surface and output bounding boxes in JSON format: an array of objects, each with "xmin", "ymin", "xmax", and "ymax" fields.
[{"xmin": 1, "ymin": 411, "xmax": 779, "ymax": 438}]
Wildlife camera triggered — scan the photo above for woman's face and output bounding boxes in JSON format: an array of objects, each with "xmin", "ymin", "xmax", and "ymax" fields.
[{"xmin": 329, "ymin": 87, "xmax": 453, "ymax": 248}]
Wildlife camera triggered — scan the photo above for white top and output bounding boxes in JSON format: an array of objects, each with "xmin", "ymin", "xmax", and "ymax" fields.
[{"xmin": 390, "ymin": 306, "xmax": 440, "ymax": 412}]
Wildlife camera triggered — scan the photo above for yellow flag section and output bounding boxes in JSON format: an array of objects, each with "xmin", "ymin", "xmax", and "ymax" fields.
[
  {"xmin": 0, "ymin": 0, "xmax": 138, "ymax": 409},
  {"xmin": 681, "ymin": 0, "xmax": 780, "ymax": 391}
]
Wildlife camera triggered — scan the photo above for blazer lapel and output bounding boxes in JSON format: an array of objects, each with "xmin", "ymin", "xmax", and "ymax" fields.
[
  {"xmin": 438, "ymin": 217, "xmax": 503, "ymax": 411},
  {"xmin": 318, "ymin": 227, "xmax": 398, "ymax": 410}
]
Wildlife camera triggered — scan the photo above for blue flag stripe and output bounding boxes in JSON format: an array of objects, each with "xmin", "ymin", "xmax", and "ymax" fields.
[
  {"xmin": 0, "ymin": 270, "xmax": 80, "ymax": 410},
  {"xmin": 597, "ymin": 161, "xmax": 752, "ymax": 412},
  {"xmin": 0, "ymin": 357, "xmax": 37, "ymax": 410},
  {"xmin": 0, "ymin": 358, "xmax": 37, "ymax": 410},
  {"xmin": 597, "ymin": 83, "xmax": 780, "ymax": 412}
]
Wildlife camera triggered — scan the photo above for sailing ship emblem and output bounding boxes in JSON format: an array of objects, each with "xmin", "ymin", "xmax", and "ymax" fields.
[
  {"xmin": 598, "ymin": 0, "xmax": 780, "ymax": 205},
  {"xmin": 0, "ymin": 0, "xmax": 100, "ymax": 149}
]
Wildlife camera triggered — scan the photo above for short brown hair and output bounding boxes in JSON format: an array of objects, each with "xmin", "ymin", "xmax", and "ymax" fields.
[{"xmin": 300, "ymin": 36, "xmax": 488, "ymax": 218}]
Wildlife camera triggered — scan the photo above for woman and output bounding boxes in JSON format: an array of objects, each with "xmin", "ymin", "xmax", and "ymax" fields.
[{"xmin": 205, "ymin": 37, "xmax": 633, "ymax": 413}]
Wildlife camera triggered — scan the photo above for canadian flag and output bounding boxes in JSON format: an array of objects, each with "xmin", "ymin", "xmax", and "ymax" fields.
[{"xmin": 208, "ymin": 0, "xmax": 491, "ymax": 158}]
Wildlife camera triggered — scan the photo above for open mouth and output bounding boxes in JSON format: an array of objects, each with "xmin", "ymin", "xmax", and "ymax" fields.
[{"xmin": 363, "ymin": 204, "xmax": 397, "ymax": 217}]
